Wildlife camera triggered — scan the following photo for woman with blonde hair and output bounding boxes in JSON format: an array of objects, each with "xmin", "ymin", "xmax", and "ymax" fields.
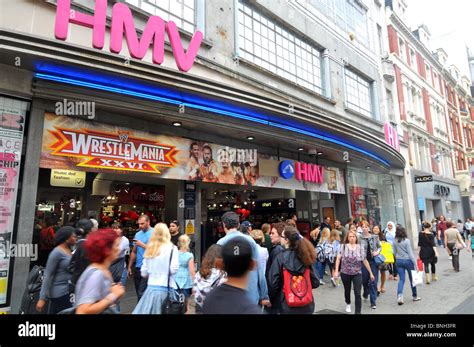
[
  {"xmin": 251, "ymin": 229, "xmax": 269, "ymax": 276},
  {"xmin": 315, "ymin": 227, "xmax": 331, "ymax": 284},
  {"xmin": 133, "ymin": 223, "xmax": 179, "ymax": 314},
  {"xmin": 327, "ymin": 229, "xmax": 341, "ymax": 287},
  {"xmin": 176, "ymin": 234, "xmax": 195, "ymax": 313}
]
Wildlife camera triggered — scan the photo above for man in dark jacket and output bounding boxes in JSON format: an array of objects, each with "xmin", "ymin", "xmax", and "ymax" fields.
[
  {"xmin": 265, "ymin": 222, "xmax": 285, "ymax": 313},
  {"xmin": 68, "ymin": 219, "xmax": 96, "ymax": 294}
]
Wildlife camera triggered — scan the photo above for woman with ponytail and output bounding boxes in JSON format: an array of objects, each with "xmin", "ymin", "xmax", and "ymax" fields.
[{"xmin": 268, "ymin": 226, "xmax": 320, "ymax": 314}]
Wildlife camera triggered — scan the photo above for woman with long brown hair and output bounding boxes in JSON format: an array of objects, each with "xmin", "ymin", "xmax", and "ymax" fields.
[
  {"xmin": 268, "ymin": 226, "xmax": 320, "ymax": 314},
  {"xmin": 193, "ymin": 244, "xmax": 225, "ymax": 313}
]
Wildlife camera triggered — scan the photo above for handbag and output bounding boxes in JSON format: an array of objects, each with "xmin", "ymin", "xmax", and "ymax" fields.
[
  {"xmin": 161, "ymin": 247, "xmax": 185, "ymax": 315},
  {"xmin": 455, "ymin": 232, "xmax": 466, "ymax": 250},
  {"xmin": 374, "ymin": 254, "xmax": 386, "ymax": 267}
]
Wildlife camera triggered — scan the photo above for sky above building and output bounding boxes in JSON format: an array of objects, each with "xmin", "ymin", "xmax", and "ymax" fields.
[{"xmin": 406, "ymin": 0, "xmax": 474, "ymax": 79}]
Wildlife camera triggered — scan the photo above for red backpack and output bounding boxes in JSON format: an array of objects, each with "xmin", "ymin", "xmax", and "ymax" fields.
[{"xmin": 282, "ymin": 267, "xmax": 313, "ymax": 307}]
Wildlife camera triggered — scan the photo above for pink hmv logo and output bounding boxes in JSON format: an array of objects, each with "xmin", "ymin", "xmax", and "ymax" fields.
[
  {"xmin": 54, "ymin": 0, "xmax": 203, "ymax": 72},
  {"xmin": 384, "ymin": 122, "xmax": 400, "ymax": 152}
]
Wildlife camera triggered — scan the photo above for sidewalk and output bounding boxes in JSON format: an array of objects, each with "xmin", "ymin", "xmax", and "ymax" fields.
[
  {"xmin": 313, "ymin": 246, "xmax": 474, "ymax": 314},
  {"xmin": 120, "ymin": 246, "xmax": 473, "ymax": 314}
]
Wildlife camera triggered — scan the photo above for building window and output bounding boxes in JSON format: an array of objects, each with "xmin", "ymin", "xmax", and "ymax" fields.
[
  {"xmin": 345, "ymin": 69, "xmax": 373, "ymax": 118},
  {"xmin": 125, "ymin": 0, "xmax": 197, "ymax": 33},
  {"xmin": 410, "ymin": 49, "xmax": 416, "ymax": 67},
  {"xmin": 377, "ymin": 24, "xmax": 384, "ymax": 55},
  {"xmin": 399, "ymin": 39, "xmax": 405, "ymax": 61},
  {"xmin": 307, "ymin": 0, "xmax": 370, "ymax": 48},
  {"xmin": 237, "ymin": 1, "xmax": 323, "ymax": 94},
  {"xmin": 386, "ymin": 89, "xmax": 394, "ymax": 121}
]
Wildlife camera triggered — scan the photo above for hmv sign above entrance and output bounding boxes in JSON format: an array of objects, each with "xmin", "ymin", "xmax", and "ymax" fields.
[
  {"xmin": 279, "ymin": 160, "xmax": 324, "ymax": 184},
  {"xmin": 54, "ymin": 0, "xmax": 203, "ymax": 72}
]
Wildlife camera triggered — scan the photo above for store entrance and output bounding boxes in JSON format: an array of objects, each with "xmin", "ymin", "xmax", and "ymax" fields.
[
  {"xmin": 33, "ymin": 168, "xmax": 182, "ymax": 263},
  {"xmin": 200, "ymin": 182, "xmax": 298, "ymax": 252}
]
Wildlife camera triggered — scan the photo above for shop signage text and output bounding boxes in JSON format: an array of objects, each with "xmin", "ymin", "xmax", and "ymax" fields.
[
  {"xmin": 50, "ymin": 169, "xmax": 86, "ymax": 188},
  {"xmin": 384, "ymin": 122, "xmax": 400, "ymax": 152},
  {"xmin": 279, "ymin": 160, "xmax": 324, "ymax": 184},
  {"xmin": 255, "ymin": 199, "xmax": 295, "ymax": 209},
  {"xmin": 415, "ymin": 175, "xmax": 433, "ymax": 183},
  {"xmin": 55, "ymin": 0, "xmax": 203, "ymax": 72},
  {"xmin": 434, "ymin": 184, "xmax": 450, "ymax": 197},
  {"xmin": 48, "ymin": 127, "xmax": 177, "ymax": 174},
  {"xmin": 296, "ymin": 162, "xmax": 324, "ymax": 184},
  {"xmin": 117, "ymin": 184, "xmax": 165, "ymax": 206}
]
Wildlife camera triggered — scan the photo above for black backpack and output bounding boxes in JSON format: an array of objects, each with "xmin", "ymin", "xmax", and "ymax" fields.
[{"xmin": 19, "ymin": 265, "xmax": 45, "ymax": 314}]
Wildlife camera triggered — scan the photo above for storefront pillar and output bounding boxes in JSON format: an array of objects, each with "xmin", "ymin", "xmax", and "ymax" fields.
[
  {"xmin": 177, "ymin": 181, "xmax": 202, "ymax": 265},
  {"xmin": 10, "ymin": 100, "xmax": 45, "ymax": 313},
  {"xmin": 402, "ymin": 169, "xmax": 420, "ymax": 242}
]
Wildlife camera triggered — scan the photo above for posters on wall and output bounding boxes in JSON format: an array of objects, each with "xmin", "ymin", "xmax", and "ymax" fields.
[
  {"xmin": 350, "ymin": 186, "xmax": 380, "ymax": 226},
  {"xmin": 40, "ymin": 113, "xmax": 346, "ymax": 194},
  {"xmin": 0, "ymin": 102, "xmax": 27, "ymax": 307}
]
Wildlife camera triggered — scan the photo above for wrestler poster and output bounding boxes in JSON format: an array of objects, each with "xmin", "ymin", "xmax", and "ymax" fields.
[{"xmin": 40, "ymin": 113, "xmax": 344, "ymax": 194}]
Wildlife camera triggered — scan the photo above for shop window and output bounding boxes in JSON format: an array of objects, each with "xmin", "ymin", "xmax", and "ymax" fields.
[
  {"xmin": 347, "ymin": 169, "xmax": 405, "ymax": 228},
  {"xmin": 237, "ymin": 1, "xmax": 323, "ymax": 94}
]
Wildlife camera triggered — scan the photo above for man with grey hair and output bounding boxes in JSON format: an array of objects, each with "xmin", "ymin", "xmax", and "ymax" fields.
[{"xmin": 217, "ymin": 212, "xmax": 269, "ymax": 309}]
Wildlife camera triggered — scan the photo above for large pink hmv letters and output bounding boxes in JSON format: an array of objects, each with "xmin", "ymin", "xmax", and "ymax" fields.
[{"xmin": 54, "ymin": 0, "xmax": 203, "ymax": 72}]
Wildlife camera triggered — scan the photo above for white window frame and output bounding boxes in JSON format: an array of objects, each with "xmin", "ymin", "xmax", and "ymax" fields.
[
  {"xmin": 236, "ymin": 1, "xmax": 324, "ymax": 95},
  {"xmin": 125, "ymin": 0, "xmax": 204, "ymax": 35},
  {"xmin": 344, "ymin": 68, "xmax": 374, "ymax": 118}
]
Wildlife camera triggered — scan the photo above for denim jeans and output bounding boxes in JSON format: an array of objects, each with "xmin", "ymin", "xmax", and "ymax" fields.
[
  {"xmin": 316, "ymin": 261, "xmax": 327, "ymax": 280},
  {"xmin": 121, "ymin": 267, "xmax": 128, "ymax": 287},
  {"xmin": 133, "ymin": 267, "xmax": 148, "ymax": 301},
  {"xmin": 361, "ymin": 260, "xmax": 378, "ymax": 306},
  {"xmin": 396, "ymin": 258, "xmax": 417, "ymax": 297}
]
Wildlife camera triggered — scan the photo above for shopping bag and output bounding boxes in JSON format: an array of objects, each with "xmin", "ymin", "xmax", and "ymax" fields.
[
  {"xmin": 417, "ymin": 258, "xmax": 423, "ymax": 271},
  {"xmin": 411, "ymin": 270, "xmax": 423, "ymax": 287}
]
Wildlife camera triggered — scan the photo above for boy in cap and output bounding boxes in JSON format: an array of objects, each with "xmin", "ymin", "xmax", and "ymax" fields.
[{"xmin": 203, "ymin": 237, "xmax": 261, "ymax": 314}]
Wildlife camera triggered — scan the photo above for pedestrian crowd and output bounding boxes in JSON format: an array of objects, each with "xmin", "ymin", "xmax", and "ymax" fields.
[{"xmin": 32, "ymin": 213, "xmax": 472, "ymax": 314}]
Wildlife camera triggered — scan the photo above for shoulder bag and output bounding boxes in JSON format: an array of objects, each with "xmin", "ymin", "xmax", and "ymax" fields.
[{"xmin": 161, "ymin": 247, "xmax": 186, "ymax": 315}]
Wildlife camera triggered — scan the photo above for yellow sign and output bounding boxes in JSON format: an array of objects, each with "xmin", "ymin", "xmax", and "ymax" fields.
[
  {"xmin": 185, "ymin": 220, "xmax": 195, "ymax": 235},
  {"xmin": 0, "ymin": 277, "xmax": 6, "ymax": 305},
  {"xmin": 50, "ymin": 169, "xmax": 86, "ymax": 188}
]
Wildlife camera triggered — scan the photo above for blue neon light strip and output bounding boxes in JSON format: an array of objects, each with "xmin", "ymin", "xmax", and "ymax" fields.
[{"xmin": 34, "ymin": 67, "xmax": 390, "ymax": 166}]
